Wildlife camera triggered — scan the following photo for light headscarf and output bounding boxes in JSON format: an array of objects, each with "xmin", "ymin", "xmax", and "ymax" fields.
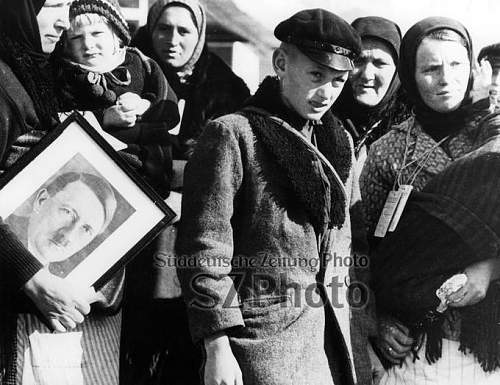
[{"xmin": 147, "ymin": 0, "xmax": 206, "ymax": 81}]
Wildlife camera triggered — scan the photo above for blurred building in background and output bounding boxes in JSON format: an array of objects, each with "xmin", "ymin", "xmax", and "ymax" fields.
[{"xmin": 119, "ymin": 0, "xmax": 496, "ymax": 93}]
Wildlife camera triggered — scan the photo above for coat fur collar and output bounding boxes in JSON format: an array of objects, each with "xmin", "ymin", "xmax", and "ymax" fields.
[{"xmin": 243, "ymin": 76, "xmax": 352, "ymax": 232}]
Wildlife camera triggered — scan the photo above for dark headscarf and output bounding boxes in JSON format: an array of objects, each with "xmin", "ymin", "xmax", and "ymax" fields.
[
  {"xmin": 0, "ymin": 0, "xmax": 60, "ymax": 130},
  {"xmin": 0, "ymin": 0, "xmax": 45, "ymax": 55},
  {"xmin": 399, "ymin": 17, "xmax": 475, "ymax": 141},
  {"xmin": 332, "ymin": 16, "xmax": 409, "ymax": 150}
]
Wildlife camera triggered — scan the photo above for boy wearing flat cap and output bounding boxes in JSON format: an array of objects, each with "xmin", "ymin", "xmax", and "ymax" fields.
[{"xmin": 177, "ymin": 9, "xmax": 362, "ymax": 385}]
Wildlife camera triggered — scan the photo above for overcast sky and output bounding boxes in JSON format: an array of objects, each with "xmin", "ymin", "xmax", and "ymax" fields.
[{"xmin": 235, "ymin": 0, "xmax": 499, "ymax": 55}]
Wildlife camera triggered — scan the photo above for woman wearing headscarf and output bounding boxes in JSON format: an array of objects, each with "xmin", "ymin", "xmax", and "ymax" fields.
[
  {"xmin": 360, "ymin": 16, "xmax": 489, "ymax": 374},
  {"xmin": 372, "ymin": 112, "xmax": 500, "ymax": 383},
  {"xmin": 131, "ymin": 0, "xmax": 250, "ymax": 160},
  {"xmin": 0, "ymin": 1, "xmax": 123, "ymax": 384},
  {"xmin": 331, "ymin": 19, "xmax": 411, "ymax": 382},
  {"xmin": 332, "ymin": 16, "xmax": 411, "ymax": 171},
  {"xmin": 361, "ymin": 17, "xmax": 487, "ymax": 236},
  {"xmin": 120, "ymin": 2, "xmax": 250, "ymax": 384}
]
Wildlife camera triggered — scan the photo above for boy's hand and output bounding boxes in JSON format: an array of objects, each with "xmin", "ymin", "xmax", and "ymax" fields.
[{"xmin": 204, "ymin": 332, "xmax": 243, "ymax": 385}]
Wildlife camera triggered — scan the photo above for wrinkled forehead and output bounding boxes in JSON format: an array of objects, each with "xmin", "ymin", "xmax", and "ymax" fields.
[
  {"xmin": 157, "ymin": 4, "xmax": 198, "ymax": 29},
  {"xmin": 361, "ymin": 37, "xmax": 395, "ymax": 57},
  {"xmin": 416, "ymin": 37, "xmax": 469, "ymax": 64}
]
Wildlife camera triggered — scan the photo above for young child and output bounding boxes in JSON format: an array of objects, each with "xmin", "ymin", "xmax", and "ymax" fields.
[
  {"xmin": 52, "ymin": 4, "xmax": 181, "ymax": 383},
  {"xmin": 478, "ymin": 43, "xmax": 500, "ymax": 113},
  {"xmin": 55, "ymin": 0, "xmax": 179, "ymax": 196}
]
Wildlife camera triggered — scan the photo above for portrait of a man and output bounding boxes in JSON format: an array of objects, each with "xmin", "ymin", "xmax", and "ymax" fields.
[
  {"xmin": 5, "ymin": 153, "xmax": 135, "ymax": 276},
  {"xmin": 6, "ymin": 171, "xmax": 117, "ymax": 266}
]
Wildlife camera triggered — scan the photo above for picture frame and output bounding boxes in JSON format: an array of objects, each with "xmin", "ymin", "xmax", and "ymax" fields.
[{"xmin": 0, "ymin": 111, "xmax": 175, "ymax": 289}]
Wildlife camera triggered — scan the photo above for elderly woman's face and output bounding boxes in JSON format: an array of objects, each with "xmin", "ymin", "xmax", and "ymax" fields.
[
  {"xmin": 349, "ymin": 38, "xmax": 397, "ymax": 107},
  {"xmin": 37, "ymin": 0, "xmax": 72, "ymax": 54},
  {"xmin": 152, "ymin": 6, "xmax": 199, "ymax": 69},
  {"xmin": 415, "ymin": 37, "xmax": 470, "ymax": 112}
]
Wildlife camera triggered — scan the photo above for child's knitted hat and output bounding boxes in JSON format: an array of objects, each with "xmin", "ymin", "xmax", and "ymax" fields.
[{"xmin": 70, "ymin": 0, "xmax": 131, "ymax": 45}]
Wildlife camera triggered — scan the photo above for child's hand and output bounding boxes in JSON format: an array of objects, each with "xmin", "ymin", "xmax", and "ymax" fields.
[
  {"xmin": 103, "ymin": 105, "xmax": 137, "ymax": 128},
  {"xmin": 117, "ymin": 92, "xmax": 151, "ymax": 116}
]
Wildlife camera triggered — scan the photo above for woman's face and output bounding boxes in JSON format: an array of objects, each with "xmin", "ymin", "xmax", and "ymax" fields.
[
  {"xmin": 415, "ymin": 37, "xmax": 470, "ymax": 112},
  {"xmin": 152, "ymin": 6, "xmax": 199, "ymax": 69},
  {"xmin": 37, "ymin": 0, "xmax": 72, "ymax": 54},
  {"xmin": 349, "ymin": 38, "xmax": 397, "ymax": 107}
]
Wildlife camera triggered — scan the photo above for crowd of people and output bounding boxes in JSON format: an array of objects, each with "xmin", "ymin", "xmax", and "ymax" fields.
[{"xmin": 1, "ymin": 1, "xmax": 500, "ymax": 385}]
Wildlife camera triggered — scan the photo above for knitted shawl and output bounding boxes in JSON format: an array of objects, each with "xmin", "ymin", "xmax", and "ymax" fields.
[{"xmin": 373, "ymin": 129, "xmax": 500, "ymax": 371}]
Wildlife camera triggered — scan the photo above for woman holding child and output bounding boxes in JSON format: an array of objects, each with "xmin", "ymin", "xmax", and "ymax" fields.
[
  {"xmin": 0, "ymin": 1, "xmax": 123, "ymax": 384},
  {"xmin": 0, "ymin": 1, "xmax": 179, "ymax": 384},
  {"xmin": 55, "ymin": 0, "xmax": 179, "ymax": 196}
]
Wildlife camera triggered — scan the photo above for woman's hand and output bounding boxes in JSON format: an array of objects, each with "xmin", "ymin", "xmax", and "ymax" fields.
[
  {"xmin": 23, "ymin": 269, "xmax": 101, "ymax": 332},
  {"xmin": 448, "ymin": 258, "xmax": 500, "ymax": 307},
  {"xmin": 374, "ymin": 315, "xmax": 414, "ymax": 364}
]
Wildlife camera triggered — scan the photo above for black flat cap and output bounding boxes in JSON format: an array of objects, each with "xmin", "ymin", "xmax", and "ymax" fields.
[
  {"xmin": 478, "ymin": 43, "xmax": 500, "ymax": 64},
  {"xmin": 274, "ymin": 8, "xmax": 361, "ymax": 71}
]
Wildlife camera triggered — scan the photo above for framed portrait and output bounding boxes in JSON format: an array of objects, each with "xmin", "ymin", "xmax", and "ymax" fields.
[{"xmin": 0, "ymin": 112, "xmax": 175, "ymax": 289}]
